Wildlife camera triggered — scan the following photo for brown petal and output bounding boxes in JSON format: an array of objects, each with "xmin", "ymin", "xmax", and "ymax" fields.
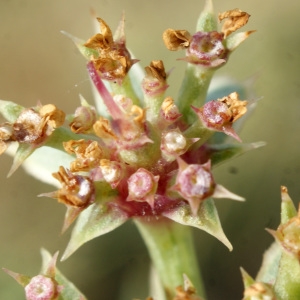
[
  {"xmin": 162, "ymin": 29, "xmax": 191, "ymax": 51},
  {"xmin": 145, "ymin": 60, "xmax": 167, "ymax": 82},
  {"xmin": 218, "ymin": 9, "xmax": 250, "ymax": 38}
]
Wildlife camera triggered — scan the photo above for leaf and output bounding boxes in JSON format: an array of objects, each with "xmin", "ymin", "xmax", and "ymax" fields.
[
  {"xmin": 196, "ymin": 0, "xmax": 217, "ymax": 32},
  {"xmin": 60, "ymin": 31, "xmax": 98, "ymax": 60},
  {"xmin": 61, "ymin": 202, "xmax": 128, "ymax": 261},
  {"xmin": 0, "ymin": 100, "xmax": 24, "ymax": 123},
  {"xmin": 7, "ymin": 143, "xmax": 35, "ymax": 177},
  {"xmin": 208, "ymin": 141, "xmax": 266, "ymax": 167},
  {"xmin": 255, "ymin": 241, "xmax": 281, "ymax": 284},
  {"xmin": 163, "ymin": 198, "xmax": 232, "ymax": 251},
  {"xmin": 5, "ymin": 143, "xmax": 73, "ymax": 186},
  {"xmin": 40, "ymin": 249, "xmax": 87, "ymax": 300},
  {"xmin": 225, "ymin": 30, "xmax": 256, "ymax": 52}
]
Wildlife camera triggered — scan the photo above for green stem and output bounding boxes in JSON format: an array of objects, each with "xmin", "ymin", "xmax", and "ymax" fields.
[
  {"xmin": 110, "ymin": 74, "xmax": 140, "ymax": 106},
  {"xmin": 177, "ymin": 64, "xmax": 213, "ymax": 124},
  {"xmin": 134, "ymin": 217, "xmax": 205, "ymax": 300}
]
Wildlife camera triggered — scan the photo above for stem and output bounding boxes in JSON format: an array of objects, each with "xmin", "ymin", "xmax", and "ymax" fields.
[
  {"xmin": 134, "ymin": 217, "xmax": 205, "ymax": 299},
  {"xmin": 177, "ymin": 64, "xmax": 213, "ymax": 124}
]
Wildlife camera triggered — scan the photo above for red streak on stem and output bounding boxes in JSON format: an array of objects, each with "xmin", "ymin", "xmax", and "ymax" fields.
[{"xmin": 87, "ymin": 61, "xmax": 123, "ymax": 120}]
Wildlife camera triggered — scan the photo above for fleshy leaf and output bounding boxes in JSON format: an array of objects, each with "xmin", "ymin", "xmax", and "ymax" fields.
[
  {"xmin": 274, "ymin": 250, "xmax": 300, "ymax": 299},
  {"xmin": 280, "ymin": 186, "xmax": 297, "ymax": 224},
  {"xmin": 0, "ymin": 100, "xmax": 24, "ymax": 123},
  {"xmin": 7, "ymin": 143, "xmax": 35, "ymax": 177},
  {"xmin": 40, "ymin": 249, "xmax": 87, "ymax": 300},
  {"xmin": 2, "ymin": 268, "xmax": 31, "ymax": 287},
  {"xmin": 196, "ymin": 0, "xmax": 217, "ymax": 32},
  {"xmin": 61, "ymin": 31, "xmax": 98, "ymax": 60},
  {"xmin": 240, "ymin": 268, "xmax": 256, "ymax": 291},
  {"xmin": 163, "ymin": 198, "xmax": 232, "ymax": 250},
  {"xmin": 6, "ymin": 143, "xmax": 73, "ymax": 187},
  {"xmin": 256, "ymin": 241, "xmax": 281, "ymax": 284},
  {"xmin": 225, "ymin": 30, "xmax": 256, "ymax": 52},
  {"xmin": 61, "ymin": 202, "xmax": 128, "ymax": 261},
  {"xmin": 208, "ymin": 142, "xmax": 266, "ymax": 167}
]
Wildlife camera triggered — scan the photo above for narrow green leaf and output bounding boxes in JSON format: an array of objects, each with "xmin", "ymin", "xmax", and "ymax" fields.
[
  {"xmin": 61, "ymin": 31, "xmax": 98, "ymax": 60},
  {"xmin": 61, "ymin": 203, "xmax": 128, "ymax": 261},
  {"xmin": 163, "ymin": 198, "xmax": 232, "ymax": 251},
  {"xmin": 209, "ymin": 142, "xmax": 266, "ymax": 167}
]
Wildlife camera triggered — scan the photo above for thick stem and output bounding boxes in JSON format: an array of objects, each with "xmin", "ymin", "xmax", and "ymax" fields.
[{"xmin": 134, "ymin": 217, "xmax": 205, "ymax": 299}]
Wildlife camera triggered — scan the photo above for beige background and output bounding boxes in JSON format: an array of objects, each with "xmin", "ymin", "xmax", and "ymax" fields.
[{"xmin": 0, "ymin": 0, "xmax": 300, "ymax": 299}]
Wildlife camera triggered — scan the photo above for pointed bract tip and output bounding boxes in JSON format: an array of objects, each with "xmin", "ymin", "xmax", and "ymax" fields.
[
  {"xmin": 213, "ymin": 184, "xmax": 245, "ymax": 201},
  {"xmin": 203, "ymin": 0, "xmax": 214, "ymax": 13}
]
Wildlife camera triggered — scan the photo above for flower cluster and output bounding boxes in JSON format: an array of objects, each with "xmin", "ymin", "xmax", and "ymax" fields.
[
  {"xmin": 0, "ymin": 0, "xmax": 256, "ymax": 257},
  {"xmin": 1, "ymin": 1, "xmax": 260, "ymax": 299}
]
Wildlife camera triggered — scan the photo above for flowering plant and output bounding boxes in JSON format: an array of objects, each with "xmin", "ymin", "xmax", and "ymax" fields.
[{"xmin": 1, "ymin": 0, "xmax": 299, "ymax": 299}]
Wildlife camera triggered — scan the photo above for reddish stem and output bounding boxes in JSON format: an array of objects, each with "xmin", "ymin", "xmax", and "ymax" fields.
[{"xmin": 87, "ymin": 61, "xmax": 123, "ymax": 120}]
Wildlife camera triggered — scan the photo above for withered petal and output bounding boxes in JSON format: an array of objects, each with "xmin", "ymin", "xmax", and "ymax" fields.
[
  {"xmin": 162, "ymin": 29, "xmax": 191, "ymax": 51},
  {"xmin": 218, "ymin": 9, "xmax": 250, "ymax": 38}
]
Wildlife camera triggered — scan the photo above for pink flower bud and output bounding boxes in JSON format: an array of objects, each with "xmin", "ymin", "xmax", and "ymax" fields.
[
  {"xmin": 25, "ymin": 275, "xmax": 58, "ymax": 300},
  {"xmin": 127, "ymin": 168, "xmax": 159, "ymax": 208},
  {"xmin": 172, "ymin": 158, "xmax": 215, "ymax": 215},
  {"xmin": 185, "ymin": 31, "xmax": 227, "ymax": 67},
  {"xmin": 192, "ymin": 99, "xmax": 241, "ymax": 141}
]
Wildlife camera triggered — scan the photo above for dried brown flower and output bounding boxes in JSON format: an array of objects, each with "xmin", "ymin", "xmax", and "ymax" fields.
[
  {"xmin": 84, "ymin": 17, "xmax": 137, "ymax": 81},
  {"xmin": 163, "ymin": 29, "xmax": 191, "ymax": 51},
  {"xmin": 63, "ymin": 139, "xmax": 104, "ymax": 172},
  {"xmin": 218, "ymin": 92, "xmax": 248, "ymax": 122},
  {"xmin": 93, "ymin": 117, "xmax": 117, "ymax": 140},
  {"xmin": 12, "ymin": 104, "xmax": 65, "ymax": 144},
  {"xmin": 51, "ymin": 166, "xmax": 95, "ymax": 207},
  {"xmin": 145, "ymin": 60, "xmax": 167, "ymax": 82},
  {"xmin": 218, "ymin": 9, "xmax": 250, "ymax": 38}
]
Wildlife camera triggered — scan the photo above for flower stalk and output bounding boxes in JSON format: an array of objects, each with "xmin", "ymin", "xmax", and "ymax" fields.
[{"xmin": 134, "ymin": 217, "xmax": 205, "ymax": 300}]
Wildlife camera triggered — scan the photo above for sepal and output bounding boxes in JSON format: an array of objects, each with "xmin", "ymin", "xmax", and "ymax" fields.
[
  {"xmin": 61, "ymin": 202, "xmax": 128, "ymax": 261},
  {"xmin": 163, "ymin": 198, "xmax": 232, "ymax": 251}
]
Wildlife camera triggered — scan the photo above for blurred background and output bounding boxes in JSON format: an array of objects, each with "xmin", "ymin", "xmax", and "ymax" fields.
[{"xmin": 0, "ymin": 0, "xmax": 300, "ymax": 299}]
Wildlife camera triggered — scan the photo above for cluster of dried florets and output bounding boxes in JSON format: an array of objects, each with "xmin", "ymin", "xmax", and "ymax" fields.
[
  {"xmin": 0, "ymin": 2, "xmax": 262, "ymax": 299},
  {"xmin": 0, "ymin": 6, "xmax": 253, "ymax": 235}
]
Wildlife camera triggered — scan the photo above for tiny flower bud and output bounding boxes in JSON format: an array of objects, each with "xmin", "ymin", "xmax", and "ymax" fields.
[
  {"xmin": 143, "ymin": 60, "xmax": 168, "ymax": 96},
  {"xmin": 25, "ymin": 275, "xmax": 58, "ymax": 300},
  {"xmin": 100, "ymin": 159, "xmax": 123, "ymax": 188},
  {"xmin": 185, "ymin": 31, "xmax": 227, "ymax": 67},
  {"xmin": 172, "ymin": 158, "xmax": 215, "ymax": 215},
  {"xmin": 192, "ymin": 92, "xmax": 247, "ymax": 141},
  {"xmin": 69, "ymin": 105, "xmax": 97, "ymax": 133},
  {"xmin": 160, "ymin": 97, "xmax": 181, "ymax": 123},
  {"xmin": 161, "ymin": 129, "xmax": 197, "ymax": 161},
  {"xmin": 127, "ymin": 168, "xmax": 159, "ymax": 208}
]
